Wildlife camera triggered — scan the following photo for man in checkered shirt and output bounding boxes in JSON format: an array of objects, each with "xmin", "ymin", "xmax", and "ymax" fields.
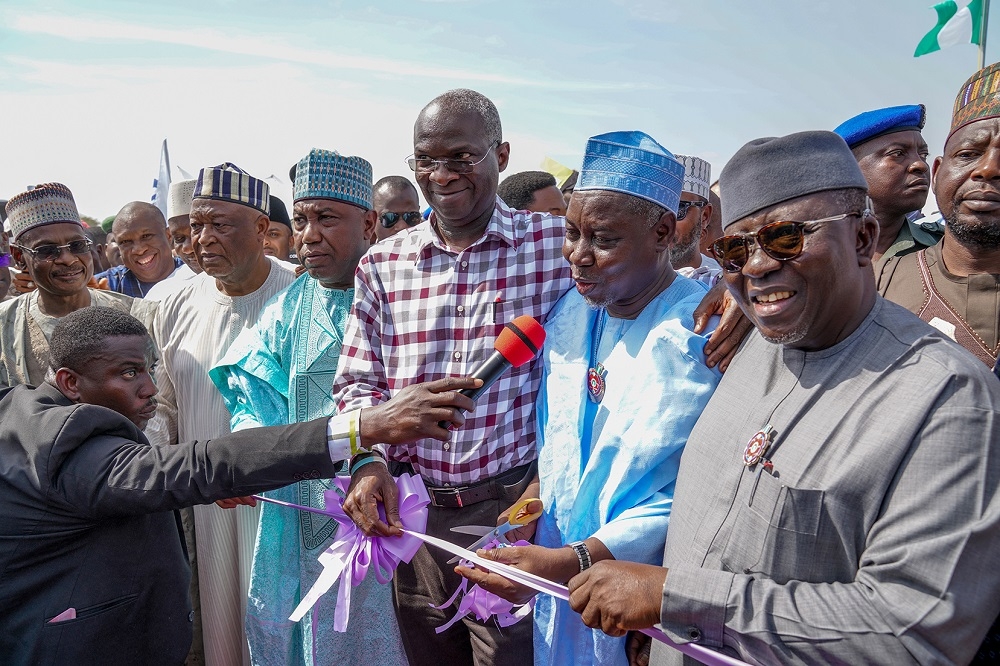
[{"xmin": 329, "ymin": 88, "xmax": 562, "ymax": 665}]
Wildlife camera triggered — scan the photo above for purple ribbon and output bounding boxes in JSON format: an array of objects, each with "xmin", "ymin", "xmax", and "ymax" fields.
[
  {"xmin": 433, "ymin": 539, "xmax": 535, "ymax": 633},
  {"xmin": 259, "ymin": 473, "xmax": 429, "ymax": 631}
]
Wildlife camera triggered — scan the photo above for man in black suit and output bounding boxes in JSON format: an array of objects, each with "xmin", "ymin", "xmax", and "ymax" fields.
[{"xmin": 0, "ymin": 307, "xmax": 359, "ymax": 665}]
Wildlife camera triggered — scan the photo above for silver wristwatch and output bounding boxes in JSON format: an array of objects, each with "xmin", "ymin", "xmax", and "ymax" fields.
[{"xmin": 568, "ymin": 540, "xmax": 592, "ymax": 573}]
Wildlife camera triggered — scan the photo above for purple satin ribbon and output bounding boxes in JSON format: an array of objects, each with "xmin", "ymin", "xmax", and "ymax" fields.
[
  {"xmin": 404, "ymin": 529, "xmax": 750, "ymax": 666},
  {"xmin": 255, "ymin": 473, "xmax": 429, "ymax": 631},
  {"xmin": 433, "ymin": 539, "xmax": 535, "ymax": 633}
]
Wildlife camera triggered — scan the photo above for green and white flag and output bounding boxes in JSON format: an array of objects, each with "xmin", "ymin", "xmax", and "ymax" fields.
[{"xmin": 915, "ymin": 0, "xmax": 985, "ymax": 56}]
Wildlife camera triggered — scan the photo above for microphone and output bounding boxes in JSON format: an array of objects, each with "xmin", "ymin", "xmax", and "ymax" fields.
[{"xmin": 439, "ymin": 315, "xmax": 546, "ymax": 428}]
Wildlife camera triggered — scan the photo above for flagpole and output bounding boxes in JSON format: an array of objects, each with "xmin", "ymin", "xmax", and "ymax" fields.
[{"xmin": 981, "ymin": 0, "xmax": 991, "ymax": 69}]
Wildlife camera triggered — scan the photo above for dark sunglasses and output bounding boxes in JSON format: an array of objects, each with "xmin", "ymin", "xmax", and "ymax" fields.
[
  {"xmin": 14, "ymin": 238, "xmax": 93, "ymax": 263},
  {"xmin": 677, "ymin": 200, "xmax": 707, "ymax": 220},
  {"xmin": 711, "ymin": 212, "xmax": 862, "ymax": 273},
  {"xmin": 379, "ymin": 211, "xmax": 423, "ymax": 228}
]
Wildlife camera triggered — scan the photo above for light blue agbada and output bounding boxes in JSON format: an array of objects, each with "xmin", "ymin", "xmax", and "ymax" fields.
[
  {"xmin": 209, "ymin": 273, "xmax": 406, "ymax": 666},
  {"xmin": 533, "ymin": 276, "xmax": 721, "ymax": 666}
]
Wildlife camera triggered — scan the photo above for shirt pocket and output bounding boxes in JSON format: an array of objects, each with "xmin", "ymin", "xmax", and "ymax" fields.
[
  {"xmin": 468, "ymin": 293, "xmax": 543, "ymax": 354},
  {"xmin": 720, "ymin": 471, "xmax": 825, "ymax": 583}
]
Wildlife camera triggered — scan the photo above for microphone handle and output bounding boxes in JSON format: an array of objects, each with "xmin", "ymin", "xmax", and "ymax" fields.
[{"xmin": 438, "ymin": 352, "xmax": 512, "ymax": 429}]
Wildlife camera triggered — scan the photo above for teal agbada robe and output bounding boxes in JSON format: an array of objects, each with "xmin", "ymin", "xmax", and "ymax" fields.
[
  {"xmin": 210, "ymin": 274, "xmax": 406, "ymax": 666},
  {"xmin": 532, "ymin": 277, "xmax": 721, "ymax": 666}
]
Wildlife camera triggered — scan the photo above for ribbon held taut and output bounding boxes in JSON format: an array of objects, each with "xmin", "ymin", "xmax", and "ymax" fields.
[{"xmin": 404, "ymin": 529, "xmax": 750, "ymax": 666}]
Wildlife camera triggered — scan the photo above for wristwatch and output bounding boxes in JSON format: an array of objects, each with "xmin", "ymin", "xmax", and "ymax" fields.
[{"xmin": 568, "ymin": 540, "xmax": 592, "ymax": 573}]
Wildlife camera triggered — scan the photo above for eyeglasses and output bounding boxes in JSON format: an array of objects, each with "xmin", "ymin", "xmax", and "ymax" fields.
[
  {"xmin": 14, "ymin": 238, "xmax": 93, "ymax": 263},
  {"xmin": 710, "ymin": 211, "xmax": 863, "ymax": 273},
  {"xmin": 677, "ymin": 200, "xmax": 707, "ymax": 220},
  {"xmin": 379, "ymin": 211, "xmax": 423, "ymax": 228},
  {"xmin": 406, "ymin": 141, "xmax": 499, "ymax": 174}
]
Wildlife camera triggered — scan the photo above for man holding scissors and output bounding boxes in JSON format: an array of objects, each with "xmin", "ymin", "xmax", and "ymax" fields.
[{"xmin": 458, "ymin": 131, "xmax": 722, "ymax": 666}]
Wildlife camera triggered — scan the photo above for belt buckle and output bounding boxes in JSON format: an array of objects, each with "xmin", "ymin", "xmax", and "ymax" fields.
[{"xmin": 432, "ymin": 487, "xmax": 464, "ymax": 508}]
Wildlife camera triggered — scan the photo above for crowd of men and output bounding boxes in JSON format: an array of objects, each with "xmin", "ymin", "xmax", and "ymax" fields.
[{"xmin": 0, "ymin": 58, "xmax": 998, "ymax": 666}]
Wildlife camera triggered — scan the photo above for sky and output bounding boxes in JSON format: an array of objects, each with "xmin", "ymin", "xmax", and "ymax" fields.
[{"xmin": 0, "ymin": 0, "xmax": 994, "ymax": 218}]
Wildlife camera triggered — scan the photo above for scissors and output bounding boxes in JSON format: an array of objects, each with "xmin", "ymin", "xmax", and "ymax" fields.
[{"xmin": 447, "ymin": 497, "xmax": 543, "ymax": 564}]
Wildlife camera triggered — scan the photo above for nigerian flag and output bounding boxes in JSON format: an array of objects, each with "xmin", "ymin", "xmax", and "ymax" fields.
[{"xmin": 915, "ymin": 0, "xmax": 986, "ymax": 56}]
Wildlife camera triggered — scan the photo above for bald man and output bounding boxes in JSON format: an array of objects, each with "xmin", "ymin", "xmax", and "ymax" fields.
[
  {"xmin": 372, "ymin": 176, "xmax": 423, "ymax": 242},
  {"xmin": 96, "ymin": 202, "xmax": 183, "ymax": 297}
]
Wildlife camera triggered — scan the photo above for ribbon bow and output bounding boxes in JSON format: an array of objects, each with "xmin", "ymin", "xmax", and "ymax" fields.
[
  {"xmin": 434, "ymin": 539, "xmax": 534, "ymax": 633},
  {"xmin": 288, "ymin": 473, "xmax": 429, "ymax": 631}
]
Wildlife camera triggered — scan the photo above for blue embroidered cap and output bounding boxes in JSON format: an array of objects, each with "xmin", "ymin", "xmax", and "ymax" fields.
[
  {"xmin": 577, "ymin": 131, "xmax": 684, "ymax": 215},
  {"xmin": 833, "ymin": 104, "xmax": 926, "ymax": 149},
  {"xmin": 193, "ymin": 162, "xmax": 270, "ymax": 215},
  {"xmin": 293, "ymin": 148, "xmax": 373, "ymax": 209}
]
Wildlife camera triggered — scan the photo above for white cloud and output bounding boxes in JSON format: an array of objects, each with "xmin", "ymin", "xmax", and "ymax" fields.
[{"xmin": 7, "ymin": 11, "xmax": 648, "ymax": 92}]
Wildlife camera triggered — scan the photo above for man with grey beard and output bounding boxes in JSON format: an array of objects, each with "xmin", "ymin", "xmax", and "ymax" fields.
[{"xmin": 881, "ymin": 63, "xmax": 1000, "ymax": 369}]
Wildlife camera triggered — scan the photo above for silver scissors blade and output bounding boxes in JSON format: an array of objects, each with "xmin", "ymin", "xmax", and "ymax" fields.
[
  {"xmin": 449, "ymin": 525, "xmax": 493, "ymax": 537},
  {"xmin": 447, "ymin": 523, "xmax": 515, "ymax": 564}
]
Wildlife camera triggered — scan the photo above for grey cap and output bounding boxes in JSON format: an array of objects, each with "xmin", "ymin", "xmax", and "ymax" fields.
[{"xmin": 719, "ymin": 130, "xmax": 868, "ymax": 228}]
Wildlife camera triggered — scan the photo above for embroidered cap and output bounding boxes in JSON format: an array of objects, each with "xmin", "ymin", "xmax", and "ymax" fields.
[
  {"xmin": 167, "ymin": 179, "xmax": 197, "ymax": 220},
  {"xmin": 576, "ymin": 131, "xmax": 684, "ymax": 215},
  {"xmin": 675, "ymin": 154, "xmax": 712, "ymax": 201},
  {"xmin": 949, "ymin": 61, "xmax": 1000, "ymax": 140},
  {"xmin": 833, "ymin": 104, "xmax": 926, "ymax": 149},
  {"xmin": 193, "ymin": 162, "xmax": 270, "ymax": 215},
  {"xmin": 294, "ymin": 148, "xmax": 373, "ymax": 209},
  {"xmin": 5, "ymin": 183, "xmax": 83, "ymax": 241}
]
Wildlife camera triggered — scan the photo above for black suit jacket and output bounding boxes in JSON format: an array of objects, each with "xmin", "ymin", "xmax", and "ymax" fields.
[{"xmin": 0, "ymin": 383, "xmax": 335, "ymax": 665}]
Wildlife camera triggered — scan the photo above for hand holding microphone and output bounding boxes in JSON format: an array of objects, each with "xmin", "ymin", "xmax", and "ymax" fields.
[
  {"xmin": 438, "ymin": 315, "xmax": 547, "ymax": 429},
  {"xmin": 357, "ymin": 316, "xmax": 546, "ymax": 445}
]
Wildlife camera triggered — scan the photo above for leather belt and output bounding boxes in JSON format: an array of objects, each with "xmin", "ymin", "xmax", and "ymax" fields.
[{"xmin": 425, "ymin": 461, "xmax": 536, "ymax": 509}]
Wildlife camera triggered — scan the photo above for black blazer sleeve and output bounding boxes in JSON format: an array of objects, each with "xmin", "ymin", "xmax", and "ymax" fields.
[{"xmin": 48, "ymin": 406, "xmax": 334, "ymax": 519}]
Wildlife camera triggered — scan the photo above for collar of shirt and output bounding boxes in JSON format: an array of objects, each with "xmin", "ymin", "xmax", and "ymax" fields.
[{"xmin": 413, "ymin": 197, "xmax": 519, "ymax": 265}]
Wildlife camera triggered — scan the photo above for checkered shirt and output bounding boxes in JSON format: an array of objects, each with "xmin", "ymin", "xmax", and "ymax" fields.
[{"xmin": 332, "ymin": 197, "xmax": 573, "ymax": 486}]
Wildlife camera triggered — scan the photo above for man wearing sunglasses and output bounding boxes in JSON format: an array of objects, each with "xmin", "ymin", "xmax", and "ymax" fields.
[
  {"xmin": 670, "ymin": 155, "xmax": 721, "ymax": 287},
  {"xmin": 372, "ymin": 175, "xmax": 423, "ymax": 243},
  {"xmin": 0, "ymin": 183, "xmax": 158, "ymax": 388},
  {"xmin": 565, "ymin": 130, "xmax": 1000, "ymax": 666}
]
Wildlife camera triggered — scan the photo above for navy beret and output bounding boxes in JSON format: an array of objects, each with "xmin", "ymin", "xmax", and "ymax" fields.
[
  {"xmin": 833, "ymin": 104, "xmax": 926, "ymax": 149},
  {"xmin": 720, "ymin": 131, "xmax": 869, "ymax": 228}
]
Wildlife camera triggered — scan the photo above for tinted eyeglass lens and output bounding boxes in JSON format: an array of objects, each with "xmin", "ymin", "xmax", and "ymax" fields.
[
  {"xmin": 402, "ymin": 212, "xmax": 422, "ymax": 225},
  {"xmin": 713, "ymin": 237, "xmax": 751, "ymax": 273},
  {"xmin": 409, "ymin": 158, "xmax": 473, "ymax": 174},
  {"xmin": 33, "ymin": 239, "xmax": 92, "ymax": 261},
  {"xmin": 758, "ymin": 221, "xmax": 804, "ymax": 259},
  {"xmin": 380, "ymin": 212, "xmax": 401, "ymax": 228}
]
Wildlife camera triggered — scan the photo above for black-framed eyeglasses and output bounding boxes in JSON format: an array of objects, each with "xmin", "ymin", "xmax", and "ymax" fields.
[
  {"xmin": 710, "ymin": 211, "xmax": 863, "ymax": 273},
  {"xmin": 406, "ymin": 141, "xmax": 499, "ymax": 174},
  {"xmin": 13, "ymin": 238, "xmax": 93, "ymax": 263},
  {"xmin": 677, "ymin": 200, "xmax": 707, "ymax": 220},
  {"xmin": 379, "ymin": 211, "xmax": 423, "ymax": 228}
]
